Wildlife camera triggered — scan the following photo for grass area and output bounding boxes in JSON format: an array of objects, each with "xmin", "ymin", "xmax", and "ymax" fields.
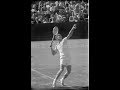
[
  {"xmin": 31, "ymin": 39, "xmax": 88, "ymax": 88},
  {"xmin": 31, "ymin": 65, "xmax": 88, "ymax": 88}
]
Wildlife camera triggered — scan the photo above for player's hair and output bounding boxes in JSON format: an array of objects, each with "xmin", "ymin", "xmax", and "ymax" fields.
[
  {"xmin": 53, "ymin": 26, "xmax": 58, "ymax": 31},
  {"xmin": 55, "ymin": 34, "xmax": 62, "ymax": 39}
]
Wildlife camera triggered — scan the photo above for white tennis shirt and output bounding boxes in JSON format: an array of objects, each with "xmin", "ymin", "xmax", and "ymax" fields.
[{"xmin": 55, "ymin": 37, "xmax": 71, "ymax": 65}]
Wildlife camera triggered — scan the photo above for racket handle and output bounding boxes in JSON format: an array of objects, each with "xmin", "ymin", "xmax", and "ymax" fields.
[{"xmin": 50, "ymin": 35, "xmax": 54, "ymax": 47}]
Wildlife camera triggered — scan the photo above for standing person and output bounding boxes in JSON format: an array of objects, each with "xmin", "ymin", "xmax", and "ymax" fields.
[{"xmin": 50, "ymin": 24, "xmax": 77, "ymax": 87}]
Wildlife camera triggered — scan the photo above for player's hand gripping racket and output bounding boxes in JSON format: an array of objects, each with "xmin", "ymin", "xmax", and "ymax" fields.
[{"xmin": 50, "ymin": 26, "xmax": 58, "ymax": 47}]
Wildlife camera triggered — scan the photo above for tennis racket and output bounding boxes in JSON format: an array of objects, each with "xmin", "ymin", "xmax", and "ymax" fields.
[{"xmin": 50, "ymin": 26, "xmax": 59, "ymax": 47}]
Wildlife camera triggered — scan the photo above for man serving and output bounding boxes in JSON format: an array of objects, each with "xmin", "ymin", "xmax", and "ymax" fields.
[{"xmin": 50, "ymin": 24, "xmax": 77, "ymax": 87}]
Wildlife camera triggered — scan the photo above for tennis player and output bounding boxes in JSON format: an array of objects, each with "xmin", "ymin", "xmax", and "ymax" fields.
[{"xmin": 50, "ymin": 24, "xmax": 77, "ymax": 87}]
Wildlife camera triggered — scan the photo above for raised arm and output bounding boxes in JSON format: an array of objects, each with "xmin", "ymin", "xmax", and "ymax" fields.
[{"xmin": 66, "ymin": 24, "xmax": 77, "ymax": 39}]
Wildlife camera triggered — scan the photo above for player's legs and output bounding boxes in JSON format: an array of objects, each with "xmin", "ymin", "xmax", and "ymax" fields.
[
  {"xmin": 60, "ymin": 65, "xmax": 72, "ymax": 86},
  {"xmin": 52, "ymin": 64, "xmax": 65, "ymax": 87}
]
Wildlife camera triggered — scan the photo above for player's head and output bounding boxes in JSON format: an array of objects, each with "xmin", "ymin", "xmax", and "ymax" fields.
[
  {"xmin": 55, "ymin": 34, "xmax": 62, "ymax": 41},
  {"xmin": 53, "ymin": 26, "xmax": 58, "ymax": 31}
]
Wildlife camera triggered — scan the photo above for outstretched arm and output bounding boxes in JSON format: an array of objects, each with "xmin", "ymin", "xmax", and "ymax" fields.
[{"xmin": 66, "ymin": 24, "xmax": 77, "ymax": 39}]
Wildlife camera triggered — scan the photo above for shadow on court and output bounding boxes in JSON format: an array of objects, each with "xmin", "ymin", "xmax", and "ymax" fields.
[
  {"xmin": 31, "ymin": 85, "xmax": 88, "ymax": 90},
  {"xmin": 31, "ymin": 65, "xmax": 88, "ymax": 90}
]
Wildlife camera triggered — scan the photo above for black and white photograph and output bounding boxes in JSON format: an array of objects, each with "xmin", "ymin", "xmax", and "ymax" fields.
[{"xmin": 31, "ymin": 0, "xmax": 89, "ymax": 90}]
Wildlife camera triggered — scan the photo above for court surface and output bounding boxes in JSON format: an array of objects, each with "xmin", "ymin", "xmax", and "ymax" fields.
[{"xmin": 31, "ymin": 39, "xmax": 89, "ymax": 89}]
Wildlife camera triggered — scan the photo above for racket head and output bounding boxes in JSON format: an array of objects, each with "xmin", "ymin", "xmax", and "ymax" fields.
[{"xmin": 53, "ymin": 26, "xmax": 58, "ymax": 35}]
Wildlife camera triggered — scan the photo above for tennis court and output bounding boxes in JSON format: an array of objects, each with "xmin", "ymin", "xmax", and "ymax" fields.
[{"xmin": 31, "ymin": 39, "xmax": 88, "ymax": 88}]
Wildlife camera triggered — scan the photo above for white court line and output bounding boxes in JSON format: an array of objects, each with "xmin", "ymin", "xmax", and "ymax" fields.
[
  {"xmin": 31, "ymin": 68, "xmax": 75, "ymax": 87},
  {"xmin": 31, "ymin": 68, "xmax": 61, "ymax": 83}
]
